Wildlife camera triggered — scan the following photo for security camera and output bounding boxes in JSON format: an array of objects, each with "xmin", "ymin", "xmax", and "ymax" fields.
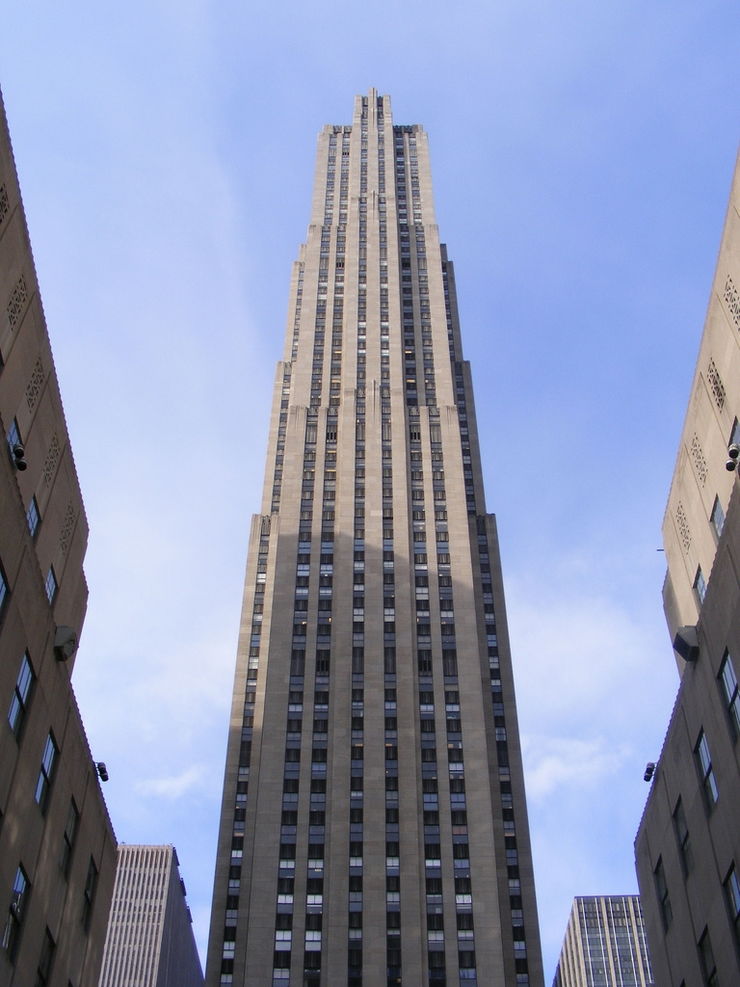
[{"xmin": 11, "ymin": 444, "xmax": 27, "ymax": 471}]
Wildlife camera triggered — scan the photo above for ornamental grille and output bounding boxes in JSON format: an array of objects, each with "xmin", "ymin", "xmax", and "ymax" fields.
[
  {"xmin": 724, "ymin": 275, "xmax": 740, "ymax": 330},
  {"xmin": 25, "ymin": 357, "xmax": 45, "ymax": 411},
  {"xmin": 706, "ymin": 359, "xmax": 726, "ymax": 410},
  {"xmin": 675, "ymin": 502, "xmax": 691, "ymax": 552},
  {"xmin": 42, "ymin": 433, "xmax": 61, "ymax": 486},
  {"xmin": 690, "ymin": 433, "xmax": 708, "ymax": 486},
  {"xmin": 59, "ymin": 502, "xmax": 76, "ymax": 554},
  {"xmin": 0, "ymin": 184, "xmax": 8, "ymax": 224},
  {"xmin": 7, "ymin": 273, "xmax": 27, "ymax": 330}
]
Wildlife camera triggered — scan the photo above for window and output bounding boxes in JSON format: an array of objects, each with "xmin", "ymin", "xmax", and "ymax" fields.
[
  {"xmin": 26, "ymin": 497, "xmax": 40, "ymax": 538},
  {"xmin": 710, "ymin": 497, "xmax": 725, "ymax": 539},
  {"xmin": 0, "ymin": 559, "xmax": 8, "ymax": 615},
  {"xmin": 719, "ymin": 650, "xmax": 740, "ymax": 737},
  {"xmin": 44, "ymin": 567, "xmax": 57, "ymax": 604},
  {"xmin": 35, "ymin": 733, "xmax": 58, "ymax": 812},
  {"xmin": 697, "ymin": 927, "xmax": 718, "ymax": 986},
  {"xmin": 35, "ymin": 928, "xmax": 55, "ymax": 986},
  {"xmin": 82, "ymin": 857, "xmax": 98, "ymax": 930},
  {"xmin": 654, "ymin": 857, "xmax": 672, "ymax": 930},
  {"xmin": 724, "ymin": 863, "xmax": 740, "ymax": 931},
  {"xmin": 693, "ymin": 566, "xmax": 707, "ymax": 605},
  {"xmin": 731, "ymin": 417, "xmax": 740, "ymax": 448},
  {"xmin": 8, "ymin": 652, "xmax": 34, "ymax": 738},
  {"xmin": 696, "ymin": 730, "xmax": 719, "ymax": 806},
  {"xmin": 673, "ymin": 798, "xmax": 693, "ymax": 874},
  {"xmin": 2, "ymin": 865, "xmax": 29, "ymax": 960},
  {"xmin": 61, "ymin": 800, "xmax": 79, "ymax": 877},
  {"xmin": 6, "ymin": 418, "xmax": 21, "ymax": 455}
]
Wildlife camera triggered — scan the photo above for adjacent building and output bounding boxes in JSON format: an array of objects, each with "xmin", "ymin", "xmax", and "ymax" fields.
[
  {"xmin": 552, "ymin": 896, "xmax": 653, "ymax": 987},
  {"xmin": 0, "ymin": 89, "xmax": 116, "ymax": 985},
  {"xmin": 207, "ymin": 90, "xmax": 543, "ymax": 987},
  {"xmin": 634, "ymin": 157, "xmax": 740, "ymax": 982},
  {"xmin": 99, "ymin": 845, "xmax": 203, "ymax": 987}
]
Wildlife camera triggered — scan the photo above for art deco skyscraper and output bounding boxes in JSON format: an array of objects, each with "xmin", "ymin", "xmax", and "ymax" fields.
[{"xmin": 207, "ymin": 90, "xmax": 543, "ymax": 987}]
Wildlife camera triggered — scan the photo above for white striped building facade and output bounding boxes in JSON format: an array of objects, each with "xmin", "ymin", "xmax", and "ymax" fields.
[{"xmin": 100, "ymin": 845, "xmax": 202, "ymax": 987}]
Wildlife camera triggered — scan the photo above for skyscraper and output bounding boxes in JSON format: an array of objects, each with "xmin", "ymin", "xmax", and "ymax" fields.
[
  {"xmin": 99, "ymin": 845, "xmax": 203, "ymax": 987},
  {"xmin": 0, "ymin": 89, "xmax": 116, "ymax": 985},
  {"xmin": 634, "ymin": 157, "xmax": 739, "ymax": 983},
  {"xmin": 207, "ymin": 90, "xmax": 543, "ymax": 987},
  {"xmin": 552, "ymin": 896, "xmax": 653, "ymax": 987}
]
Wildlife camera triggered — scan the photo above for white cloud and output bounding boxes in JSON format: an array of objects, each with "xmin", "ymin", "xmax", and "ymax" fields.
[
  {"xmin": 136, "ymin": 765, "xmax": 206, "ymax": 800},
  {"xmin": 523, "ymin": 734, "xmax": 631, "ymax": 801}
]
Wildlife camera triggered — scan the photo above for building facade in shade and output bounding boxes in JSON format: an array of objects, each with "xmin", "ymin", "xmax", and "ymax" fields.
[
  {"xmin": 99, "ymin": 845, "xmax": 203, "ymax": 987},
  {"xmin": 0, "ymin": 89, "xmax": 116, "ymax": 985},
  {"xmin": 206, "ymin": 91, "xmax": 543, "ymax": 987},
  {"xmin": 634, "ymin": 156, "xmax": 740, "ymax": 984},
  {"xmin": 552, "ymin": 896, "xmax": 653, "ymax": 987}
]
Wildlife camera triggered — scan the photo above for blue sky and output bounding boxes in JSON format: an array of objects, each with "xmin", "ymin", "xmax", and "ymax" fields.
[{"xmin": 3, "ymin": 1, "xmax": 739, "ymax": 977}]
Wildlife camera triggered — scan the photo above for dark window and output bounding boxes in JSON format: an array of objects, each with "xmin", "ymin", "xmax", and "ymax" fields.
[
  {"xmin": 2, "ymin": 865, "xmax": 29, "ymax": 960},
  {"xmin": 82, "ymin": 857, "xmax": 98, "ymax": 930},
  {"xmin": 34, "ymin": 927, "xmax": 55, "ymax": 986},
  {"xmin": 35, "ymin": 733, "xmax": 58, "ymax": 811},
  {"xmin": 0, "ymin": 559, "xmax": 9, "ymax": 615},
  {"xmin": 719, "ymin": 651, "xmax": 740, "ymax": 737},
  {"xmin": 8, "ymin": 652, "xmax": 34, "ymax": 738},
  {"xmin": 673, "ymin": 798, "xmax": 693, "ymax": 875},
  {"xmin": 697, "ymin": 927, "xmax": 717, "ymax": 987},
  {"xmin": 61, "ymin": 800, "xmax": 79, "ymax": 877},
  {"xmin": 724, "ymin": 862, "xmax": 740, "ymax": 933},
  {"xmin": 696, "ymin": 730, "xmax": 719, "ymax": 805},
  {"xmin": 654, "ymin": 857, "xmax": 672, "ymax": 930}
]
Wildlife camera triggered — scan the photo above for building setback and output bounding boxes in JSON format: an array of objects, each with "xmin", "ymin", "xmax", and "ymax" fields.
[
  {"xmin": 634, "ymin": 156, "xmax": 740, "ymax": 983},
  {"xmin": 99, "ymin": 845, "xmax": 203, "ymax": 987},
  {"xmin": 552, "ymin": 896, "xmax": 653, "ymax": 987},
  {"xmin": 206, "ymin": 90, "xmax": 543, "ymax": 987},
  {"xmin": 0, "ymin": 89, "xmax": 116, "ymax": 985}
]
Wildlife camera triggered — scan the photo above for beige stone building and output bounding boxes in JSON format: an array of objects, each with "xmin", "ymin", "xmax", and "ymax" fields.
[
  {"xmin": 634, "ymin": 155, "xmax": 740, "ymax": 983},
  {"xmin": 0, "ymin": 90, "xmax": 116, "ymax": 985},
  {"xmin": 552, "ymin": 896, "xmax": 653, "ymax": 987},
  {"xmin": 99, "ymin": 845, "xmax": 203, "ymax": 987},
  {"xmin": 207, "ymin": 91, "xmax": 543, "ymax": 987}
]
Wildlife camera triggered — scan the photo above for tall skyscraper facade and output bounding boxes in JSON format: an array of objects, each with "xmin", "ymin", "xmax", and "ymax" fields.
[
  {"xmin": 207, "ymin": 90, "xmax": 543, "ymax": 987},
  {"xmin": 634, "ymin": 157, "xmax": 739, "ymax": 983},
  {"xmin": 0, "ymin": 89, "xmax": 116, "ymax": 985},
  {"xmin": 552, "ymin": 896, "xmax": 653, "ymax": 987},
  {"xmin": 99, "ymin": 845, "xmax": 203, "ymax": 987}
]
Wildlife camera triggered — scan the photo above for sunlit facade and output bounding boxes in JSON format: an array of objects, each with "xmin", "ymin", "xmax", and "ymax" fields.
[{"xmin": 207, "ymin": 90, "xmax": 543, "ymax": 987}]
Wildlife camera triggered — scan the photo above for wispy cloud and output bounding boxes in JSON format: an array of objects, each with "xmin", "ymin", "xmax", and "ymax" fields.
[
  {"xmin": 523, "ymin": 735, "xmax": 631, "ymax": 801},
  {"xmin": 136, "ymin": 765, "xmax": 206, "ymax": 800}
]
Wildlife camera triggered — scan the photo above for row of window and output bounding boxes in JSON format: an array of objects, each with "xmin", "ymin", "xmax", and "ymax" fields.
[
  {"xmin": 5, "ymin": 421, "xmax": 61, "ymax": 604},
  {"xmin": 689, "ymin": 418, "xmax": 739, "ymax": 606},
  {"xmin": 653, "ymin": 691, "xmax": 739, "ymax": 981},
  {"xmin": 2, "ymin": 848, "xmax": 96, "ymax": 972}
]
